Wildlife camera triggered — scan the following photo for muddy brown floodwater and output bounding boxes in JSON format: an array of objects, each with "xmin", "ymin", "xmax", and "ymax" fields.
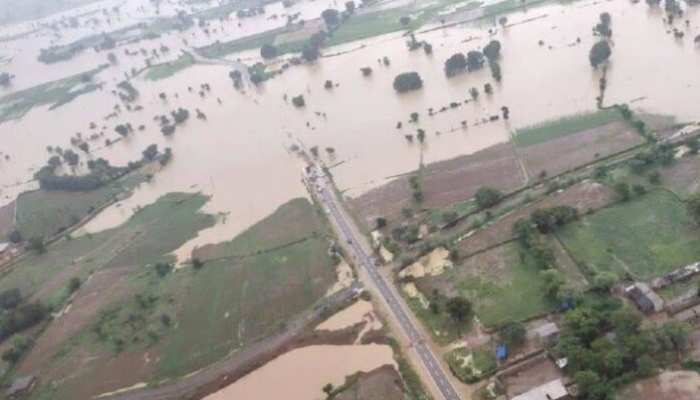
[
  {"xmin": 1, "ymin": 0, "xmax": 700, "ymax": 261},
  {"xmin": 201, "ymin": 344, "xmax": 396, "ymax": 400}
]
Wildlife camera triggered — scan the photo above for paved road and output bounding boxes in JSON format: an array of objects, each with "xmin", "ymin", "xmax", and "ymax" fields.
[{"xmin": 309, "ymin": 166, "xmax": 461, "ymax": 400}]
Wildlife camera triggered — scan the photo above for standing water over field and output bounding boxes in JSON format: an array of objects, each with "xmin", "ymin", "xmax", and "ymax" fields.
[{"xmin": 1, "ymin": 0, "xmax": 700, "ymax": 260}]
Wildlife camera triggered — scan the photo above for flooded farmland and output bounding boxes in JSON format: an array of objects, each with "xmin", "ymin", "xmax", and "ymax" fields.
[
  {"xmin": 202, "ymin": 344, "xmax": 396, "ymax": 400},
  {"xmin": 1, "ymin": 0, "xmax": 700, "ymax": 398}
]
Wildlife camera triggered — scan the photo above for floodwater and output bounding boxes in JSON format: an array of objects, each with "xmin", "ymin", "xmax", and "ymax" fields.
[
  {"xmin": 202, "ymin": 344, "xmax": 396, "ymax": 400},
  {"xmin": 316, "ymin": 299, "xmax": 374, "ymax": 331},
  {"xmin": 2, "ymin": 0, "xmax": 700, "ymax": 259}
]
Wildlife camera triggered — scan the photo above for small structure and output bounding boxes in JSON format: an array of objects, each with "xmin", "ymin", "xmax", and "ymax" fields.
[
  {"xmin": 533, "ymin": 322, "xmax": 560, "ymax": 347},
  {"xmin": 511, "ymin": 379, "xmax": 570, "ymax": 400},
  {"xmin": 0, "ymin": 242, "xmax": 9, "ymax": 254},
  {"xmin": 6, "ymin": 376, "xmax": 36, "ymax": 398},
  {"xmin": 496, "ymin": 344, "xmax": 508, "ymax": 361},
  {"xmin": 625, "ymin": 282, "xmax": 664, "ymax": 314},
  {"xmin": 651, "ymin": 261, "xmax": 700, "ymax": 290}
]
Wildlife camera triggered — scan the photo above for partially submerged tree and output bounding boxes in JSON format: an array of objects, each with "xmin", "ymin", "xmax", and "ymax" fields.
[
  {"xmin": 589, "ymin": 40, "xmax": 611, "ymax": 68},
  {"xmin": 393, "ymin": 72, "xmax": 423, "ymax": 93},
  {"xmin": 260, "ymin": 43, "xmax": 278, "ymax": 59}
]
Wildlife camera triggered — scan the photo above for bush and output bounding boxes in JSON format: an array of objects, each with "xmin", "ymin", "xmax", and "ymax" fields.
[
  {"xmin": 474, "ymin": 187, "xmax": 503, "ymax": 209},
  {"xmin": 291, "ymin": 95, "xmax": 306, "ymax": 108},
  {"xmin": 260, "ymin": 43, "xmax": 278, "ymax": 59}
]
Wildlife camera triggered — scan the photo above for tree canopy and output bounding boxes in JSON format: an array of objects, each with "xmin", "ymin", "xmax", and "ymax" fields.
[
  {"xmin": 444, "ymin": 53, "xmax": 467, "ymax": 77},
  {"xmin": 589, "ymin": 40, "xmax": 611, "ymax": 68},
  {"xmin": 393, "ymin": 72, "xmax": 423, "ymax": 93},
  {"xmin": 260, "ymin": 43, "xmax": 278, "ymax": 59}
]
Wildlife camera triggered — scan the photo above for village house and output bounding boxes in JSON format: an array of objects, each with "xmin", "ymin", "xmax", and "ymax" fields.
[
  {"xmin": 625, "ymin": 282, "xmax": 664, "ymax": 314},
  {"xmin": 511, "ymin": 379, "xmax": 570, "ymax": 400}
]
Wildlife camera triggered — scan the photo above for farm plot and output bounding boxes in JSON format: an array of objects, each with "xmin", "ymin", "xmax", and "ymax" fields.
[
  {"xmin": 558, "ymin": 190, "xmax": 700, "ymax": 281},
  {"xmin": 17, "ymin": 197, "xmax": 337, "ymax": 400},
  {"xmin": 14, "ymin": 170, "xmax": 149, "ymax": 240},
  {"xmin": 455, "ymin": 180, "xmax": 615, "ymax": 257},
  {"xmin": 350, "ymin": 143, "xmax": 526, "ymax": 229},
  {"xmin": 519, "ymin": 121, "xmax": 643, "ymax": 178},
  {"xmin": 414, "ymin": 242, "xmax": 558, "ymax": 330}
]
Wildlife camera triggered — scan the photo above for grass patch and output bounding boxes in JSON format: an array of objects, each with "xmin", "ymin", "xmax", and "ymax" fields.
[
  {"xmin": 0, "ymin": 64, "xmax": 107, "ymax": 123},
  {"xmin": 144, "ymin": 52, "xmax": 198, "ymax": 81},
  {"xmin": 15, "ymin": 170, "xmax": 148, "ymax": 240},
  {"xmin": 195, "ymin": 28, "xmax": 283, "ymax": 59},
  {"xmin": 558, "ymin": 190, "xmax": 700, "ymax": 280},
  {"xmin": 445, "ymin": 344, "xmax": 496, "ymax": 383},
  {"xmin": 514, "ymin": 109, "xmax": 623, "ymax": 148},
  {"xmin": 452, "ymin": 243, "xmax": 554, "ymax": 327}
]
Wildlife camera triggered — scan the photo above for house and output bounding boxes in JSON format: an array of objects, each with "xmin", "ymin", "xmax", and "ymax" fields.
[
  {"xmin": 511, "ymin": 379, "xmax": 570, "ymax": 400},
  {"xmin": 625, "ymin": 282, "xmax": 664, "ymax": 314},
  {"xmin": 533, "ymin": 322, "xmax": 560, "ymax": 347},
  {"xmin": 6, "ymin": 376, "xmax": 36, "ymax": 398}
]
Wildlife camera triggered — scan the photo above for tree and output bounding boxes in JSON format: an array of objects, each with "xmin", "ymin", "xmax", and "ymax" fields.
[
  {"xmin": 260, "ymin": 43, "xmax": 278, "ymax": 59},
  {"xmin": 484, "ymin": 83, "xmax": 493, "ymax": 94},
  {"xmin": 445, "ymin": 296, "xmax": 472, "ymax": 322},
  {"xmin": 589, "ymin": 40, "xmax": 611, "ymax": 68},
  {"xmin": 469, "ymin": 87, "xmax": 479, "ymax": 100},
  {"xmin": 489, "ymin": 60, "xmax": 502, "ymax": 81},
  {"xmin": 321, "ymin": 9, "xmax": 340, "ymax": 27},
  {"xmin": 687, "ymin": 192, "xmax": 700, "ymax": 225},
  {"xmin": 154, "ymin": 262, "xmax": 172, "ymax": 277},
  {"xmin": 483, "ymin": 40, "xmax": 501, "ymax": 62},
  {"xmin": 345, "ymin": 1, "xmax": 355, "ymax": 13},
  {"xmin": 614, "ymin": 182, "xmax": 630, "ymax": 201},
  {"xmin": 375, "ymin": 217, "xmax": 387, "ymax": 229},
  {"xmin": 142, "ymin": 144, "xmax": 158, "ymax": 161},
  {"xmin": 324, "ymin": 80, "xmax": 333, "ymax": 89},
  {"xmin": 501, "ymin": 106, "xmax": 510, "ymax": 120},
  {"xmin": 192, "ymin": 257, "xmax": 204, "ymax": 270},
  {"xmin": 68, "ymin": 277, "xmax": 81, "ymax": 293},
  {"xmin": 399, "ymin": 16, "xmax": 411, "ymax": 26},
  {"xmin": 27, "ymin": 237, "xmax": 46, "ymax": 254},
  {"xmin": 474, "ymin": 187, "xmax": 503, "ymax": 209},
  {"xmin": 360, "ymin": 67, "xmax": 372, "ymax": 76},
  {"xmin": 302, "ymin": 43, "xmax": 320, "ymax": 62},
  {"xmin": 541, "ymin": 270, "xmax": 565, "ymax": 301},
  {"xmin": 0, "ymin": 72, "xmax": 13, "ymax": 87},
  {"xmin": 7, "ymin": 230, "xmax": 22, "ymax": 244},
  {"xmin": 594, "ymin": 13, "xmax": 612, "ymax": 37},
  {"xmin": 592, "ymin": 272, "xmax": 618, "ymax": 292},
  {"xmin": 322, "ymin": 383, "xmax": 334, "ymax": 397},
  {"xmin": 466, "ymin": 50, "xmax": 485, "ymax": 71},
  {"xmin": 292, "ymin": 95, "xmax": 305, "ymax": 108},
  {"xmin": 444, "ymin": 53, "xmax": 467, "ymax": 77},
  {"xmin": 499, "ymin": 321, "xmax": 526, "ymax": 347},
  {"xmin": 574, "ymin": 370, "xmax": 611, "ymax": 400},
  {"xmin": 393, "ymin": 72, "xmax": 423, "ymax": 93}
]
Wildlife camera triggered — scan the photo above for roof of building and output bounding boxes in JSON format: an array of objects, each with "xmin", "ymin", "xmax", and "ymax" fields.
[
  {"xmin": 511, "ymin": 379, "xmax": 568, "ymax": 400},
  {"xmin": 626, "ymin": 283, "xmax": 664, "ymax": 313},
  {"xmin": 533, "ymin": 322, "xmax": 560, "ymax": 339},
  {"xmin": 0, "ymin": 242, "xmax": 10, "ymax": 253}
]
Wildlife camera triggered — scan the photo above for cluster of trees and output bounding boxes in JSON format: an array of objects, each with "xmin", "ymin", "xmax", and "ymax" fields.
[
  {"xmin": 0, "ymin": 288, "xmax": 48, "ymax": 344},
  {"xmin": 589, "ymin": 40, "xmax": 611, "ymax": 68},
  {"xmin": 530, "ymin": 205, "xmax": 579, "ymax": 233},
  {"xmin": 0, "ymin": 72, "xmax": 14, "ymax": 87},
  {"xmin": 409, "ymin": 175, "xmax": 423, "ymax": 203},
  {"xmin": 160, "ymin": 108, "xmax": 190, "ymax": 135},
  {"xmin": 556, "ymin": 295, "xmax": 691, "ymax": 400},
  {"xmin": 393, "ymin": 72, "xmax": 423, "ymax": 93},
  {"xmin": 443, "ymin": 49, "xmax": 488, "ymax": 77},
  {"xmin": 116, "ymin": 80, "xmax": 139, "ymax": 103},
  {"xmin": 627, "ymin": 143, "xmax": 675, "ymax": 173},
  {"xmin": 115, "ymin": 122, "xmax": 134, "ymax": 137}
]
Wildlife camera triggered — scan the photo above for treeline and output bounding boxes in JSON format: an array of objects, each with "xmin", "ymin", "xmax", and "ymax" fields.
[{"xmin": 34, "ymin": 144, "xmax": 172, "ymax": 191}]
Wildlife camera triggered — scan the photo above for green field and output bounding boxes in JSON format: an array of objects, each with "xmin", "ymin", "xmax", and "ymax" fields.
[
  {"xmin": 452, "ymin": 244, "xmax": 553, "ymax": 327},
  {"xmin": 0, "ymin": 64, "xmax": 107, "ymax": 123},
  {"xmin": 144, "ymin": 52, "xmax": 198, "ymax": 81},
  {"xmin": 445, "ymin": 343, "xmax": 496, "ymax": 383},
  {"xmin": 558, "ymin": 190, "xmax": 700, "ymax": 280},
  {"xmin": 15, "ymin": 170, "xmax": 148, "ymax": 240},
  {"xmin": 0, "ymin": 193, "xmax": 215, "ymax": 308},
  {"xmin": 18, "ymin": 197, "xmax": 337, "ymax": 398},
  {"xmin": 513, "ymin": 109, "xmax": 623, "ymax": 148},
  {"xmin": 195, "ymin": 28, "xmax": 283, "ymax": 59}
]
